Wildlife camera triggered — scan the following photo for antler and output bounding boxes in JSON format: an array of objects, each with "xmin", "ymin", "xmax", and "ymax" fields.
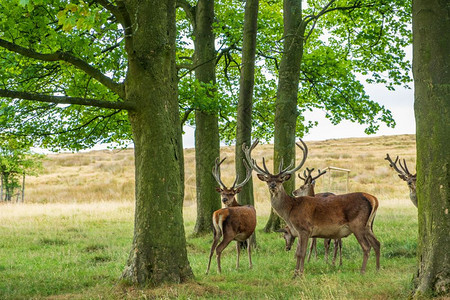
[
  {"xmin": 242, "ymin": 139, "xmax": 269, "ymax": 176},
  {"xmin": 311, "ymin": 169, "xmax": 327, "ymax": 182},
  {"xmin": 242, "ymin": 138, "xmax": 308, "ymax": 176},
  {"xmin": 212, "ymin": 157, "xmax": 253, "ymax": 190},
  {"xmin": 385, "ymin": 154, "xmax": 414, "ymax": 177},
  {"xmin": 233, "ymin": 159, "xmax": 253, "ymax": 189},
  {"xmin": 278, "ymin": 139, "xmax": 308, "ymax": 176},
  {"xmin": 212, "ymin": 157, "xmax": 227, "ymax": 189},
  {"xmin": 399, "ymin": 159, "xmax": 413, "ymax": 176},
  {"xmin": 297, "ymin": 167, "xmax": 327, "ymax": 184}
]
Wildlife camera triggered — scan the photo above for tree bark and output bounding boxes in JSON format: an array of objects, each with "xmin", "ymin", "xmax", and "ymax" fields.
[
  {"xmin": 21, "ymin": 172, "xmax": 25, "ymax": 203},
  {"xmin": 192, "ymin": 0, "xmax": 221, "ymax": 236},
  {"xmin": 121, "ymin": 0, "xmax": 193, "ymax": 285},
  {"xmin": 235, "ymin": 0, "xmax": 259, "ymax": 246},
  {"xmin": 413, "ymin": 0, "xmax": 450, "ymax": 296},
  {"xmin": 265, "ymin": 0, "xmax": 305, "ymax": 232}
]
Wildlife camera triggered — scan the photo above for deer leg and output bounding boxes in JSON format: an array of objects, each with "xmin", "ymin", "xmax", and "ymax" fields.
[
  {"xmin": 294, "ymin": 234, "xmax": 309, "ymax": 278},
  {"xmin": 215, "ymin": 236, "xmax": 234, "ymax": 273},
  {"xmin": 353, "ymin": 232, "xmax": 371, "ymax": 274},
  {"xmin": 206, "ymin": 231, "xmax": 221, "ymax": 274},
  {"xmin": 236, "ymin": 241, "xmax": 241, "ymax": 269},
  {"xmin": 331, "ymin": 239, "xmax": 338, "ymax": 266},
  {"xmin": 307, "ymin": 238, "xmax": 316, "ymax": 262},
  {"xmin": 366, "ymin": 230, "xmax": 381, "ymax": 270},
  {"xmin": 313, "ymin": 237, "xmax": 318, "ymax": 259},
  {"xmin": 337, "ymin": 239, "xmax": 343, "ymax": 266},
  {"xmin": 247, "ymin": 239, "xmax": 253, "ymax": 269},
  {"xmin": 324, "ymin": 238, "xmax": 331, "ymax": 264}
]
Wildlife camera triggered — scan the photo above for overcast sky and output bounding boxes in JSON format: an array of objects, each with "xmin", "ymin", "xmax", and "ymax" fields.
[{"xmin": 182, "ymin": 79, "xmax": 415, "ymax": 148}]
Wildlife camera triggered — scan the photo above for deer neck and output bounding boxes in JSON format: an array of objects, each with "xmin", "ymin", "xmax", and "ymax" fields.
[
  {"xmin": 269, "ymin": 185, "xmax": 295, "ymax": 221},
  {"xmin": 409, "ymin": 190, "xmax": 418, "ymax": 208},
  {"xmin": 225, "ymin": 197, "xmax": 241, "ymax": 208}
]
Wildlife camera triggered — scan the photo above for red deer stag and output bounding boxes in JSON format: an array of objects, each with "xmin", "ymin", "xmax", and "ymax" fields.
[
  {"xmin": 206, "ymin": 157, "xmax": 257, "ymax": 274},
  {"xmin": 289, "ymin": 167, "xmax": 342, "ymax": 267},
  {"xmin": 385, "ymin": 154, "xmax": 417, "ymax": 207},
  {"xmin": 243, "ymin": 139, "xmax": 380, "ymax": 277}
]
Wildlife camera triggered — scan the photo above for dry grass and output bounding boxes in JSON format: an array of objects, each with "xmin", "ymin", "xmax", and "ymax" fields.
[{"xmin": 24, "ymin": 134, "xmax": 416, "ymax": 213}]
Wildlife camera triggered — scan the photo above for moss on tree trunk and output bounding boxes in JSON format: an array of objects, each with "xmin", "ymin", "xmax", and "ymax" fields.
[
  {"xmin": 413, "ymin": 0, "xmax": 450, "ymax": 296},
  {"xmin": 265, "ymin": 0, "xmax": 304, "ymax": 232},
  {"xmin": 235, "ymin": 0, "xmax": 259, "ymax": 246},
  {"xmin": 120, "ymin": 0, "xmax": 193, "ymax": 285},
  {"xmin": 192, "ymin": 0, "xmax": 221, "ymax": 236}
]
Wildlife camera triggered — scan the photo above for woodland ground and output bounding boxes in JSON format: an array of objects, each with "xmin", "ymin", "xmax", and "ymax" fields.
[{"xmin": 0, "ymin": 134, "xmax": 430, "ymax": 299}]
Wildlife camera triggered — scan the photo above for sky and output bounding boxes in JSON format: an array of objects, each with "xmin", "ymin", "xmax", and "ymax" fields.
[{"xmin": 182, "ymin": 79, "xmax": 415, "ymax": 148}]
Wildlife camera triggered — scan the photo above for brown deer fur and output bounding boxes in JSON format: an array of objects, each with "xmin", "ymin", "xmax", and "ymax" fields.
[
  {"xmin": 291, "ymin": 168, "xmax": 342, "ymax": 266},
  {"xmin": 206, "ymin": 158, "xmax": 257, "ymax": 274},
  {"xmin": 244, "ymin": 139, "xmax": 380, "ymax": 277}
]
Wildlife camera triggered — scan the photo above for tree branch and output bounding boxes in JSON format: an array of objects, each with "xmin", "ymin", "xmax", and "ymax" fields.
[
  {"xmin": 176, "ymin": 0, "xmax": 196, "ymax": 28},
  {"xmin": 93, "ymin": 0, "xmax": 123, "ymax": 23},
  {"xmin": 302, "ymin": 0, "xmax": 369, "ymax": 36},
  {"xmin": 0, "ymin": 38, "xmax": 125, "ymax": 99},
  {"xmin": 180, "ymin": 107, "xmax": 194, "ymax": 127},
  {"xmin": 0, "ymin": 89, "xmax": 135, "ymax": 111}
]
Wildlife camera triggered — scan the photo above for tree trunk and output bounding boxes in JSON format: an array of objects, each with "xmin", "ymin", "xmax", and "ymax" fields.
[
  {"xmin": 413, "ymin": 0, "xmax": 450, "ymax": 296},
  {"xmin": 121, "ymin": 0, "xmax": 193, "ymax": 285},
  {"xmin": 21, "ymin": 172, "xmax": 25, "ymax": 203},
  {"xmin": 192, "ymin": 0, "xmax": 221, "ymax": 236},
  {"xmin": 265, "ymin": 0, "xmax": 305, "ymax": 232},
  {"xmin": 235, "ymin": 0, "xmax": 259, "ymax": 247},
  {"xmin": 4, "ymin": 173, "xmax": 11, "ymax": 202}
]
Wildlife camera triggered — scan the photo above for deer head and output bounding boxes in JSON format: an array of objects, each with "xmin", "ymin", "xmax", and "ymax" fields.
[
  {"xmin": 212, "ymin": 157, "xmax": 252, "ymax": 207},
  {"xmin": 385, "ymin": 154, "xmax": 417, "ymax": 207},
  {"xmin": 292, "ymin": 167, "xmax": 327, "ymax": 197},
  {"xmin": 242, "ymin": 139, "xmax": 308, "ymax": 195}
]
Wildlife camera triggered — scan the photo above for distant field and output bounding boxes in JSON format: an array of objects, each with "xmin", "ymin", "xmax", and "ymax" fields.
[
  {"xmin": 0, "ymin": 134, "xmax": 420, "ymax": 299},
  {"xmin": 24, "ymin": 134, "xmax": 417, "ymax": 208}
]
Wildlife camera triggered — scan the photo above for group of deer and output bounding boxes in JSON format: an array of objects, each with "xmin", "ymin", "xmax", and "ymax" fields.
[{"xmin": 206, "ymin": 138, "xmax": 416, "ymax": 278}]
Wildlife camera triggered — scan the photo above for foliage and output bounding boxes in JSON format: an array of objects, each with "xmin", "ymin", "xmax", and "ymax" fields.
[
  {"xmin": 0, "ymin": 0, "xmax": 412, "ymax": 151},
  {"xmin": 0, "ymin": 139, "xmax": 44, "ymax": 201},
  {"xmin": 204, "ymin": 0, "xmax": 412, "ymax": 141},
  {"xmin": 0, "ymin": 0, "xmax": 130, "ymax": 151}
]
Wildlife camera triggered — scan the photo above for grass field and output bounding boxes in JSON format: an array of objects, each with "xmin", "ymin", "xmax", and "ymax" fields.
[{"xmin": 0, "ymin": 134, "xmax": 423, "ymax": 299}]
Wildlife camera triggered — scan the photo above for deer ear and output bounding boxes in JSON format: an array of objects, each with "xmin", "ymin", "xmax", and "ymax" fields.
[
  {"xmin": 235, "ymin": 187, "xmax": 242, "ymax": 193},
  {"xmin": 283, "ymin": 174, "xmax": 291, "ymax": 181},
  {"xmin": 398, "ymin": 174, "xmax": 407, "ymax": 181},
  {"xmin": 215, "ymin": 187, "xmax": 223, "ymax": 192},
  {"xmin": 257, "ymin": 174, "xmax": 267, "ymax": 181}
]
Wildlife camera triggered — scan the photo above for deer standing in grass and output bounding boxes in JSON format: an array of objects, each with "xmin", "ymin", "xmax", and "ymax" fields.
[
  {"xmin": 385, "ymin": 154, "xmax": 417, "ymax": 208},
  {"xmin": 243, "ymin": 139, "xmax": 380, "ymax": 277},
  {"xmin": 278, "ymin": 167, "xmax": 343, "ymax": 267},
  {"xmin": 205, "ymin": 157, "xmax": 256, "ymax": 274}
]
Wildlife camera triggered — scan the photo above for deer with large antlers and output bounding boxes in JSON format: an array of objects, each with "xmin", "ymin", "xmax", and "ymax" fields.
[
  {"xmin": 243, "ymin": 139, "xmax": 380, "ymax": 277},
  {"xmin": 385, "ymin": 154, "xmax": 417, "ymax": 207},
  {"xmin": 205, "ymin": 157, "xmax": 257, "ymax": 274}
]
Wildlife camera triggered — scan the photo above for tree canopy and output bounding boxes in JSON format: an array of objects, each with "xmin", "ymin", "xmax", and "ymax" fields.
[{"xmin": 1, "ymin": 0, "xmax": 412, "ymax": 152}]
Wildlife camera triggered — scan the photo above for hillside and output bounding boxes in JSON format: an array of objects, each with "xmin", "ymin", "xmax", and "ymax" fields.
[{"xmin": 24, "ymin": 134, "xmax": 416, "ymax": 209}]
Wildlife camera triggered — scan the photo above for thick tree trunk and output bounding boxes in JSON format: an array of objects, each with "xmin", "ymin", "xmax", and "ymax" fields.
[
  {"xmin": 121, "ymin": 0, "xmax": 193, "ymax": 285},
  {"xmin": 192, "ymin": 0, "xmax": 221, "ymax": 236},
  {"xmin": 265, "ymin": 0, "xmax": 304, "ymax": 232},
  {"xmin": 413, "ymin": 0, "xmax": 450, "ymax": 296},
  {"xmin": 235, "ymin": 0, "xmax": 259, "ymax": 246}
]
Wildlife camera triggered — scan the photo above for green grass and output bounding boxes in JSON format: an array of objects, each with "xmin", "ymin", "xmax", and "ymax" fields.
[{"xmin": 0, "ymin": 201, "xmax": 419, "ymax": 299}]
